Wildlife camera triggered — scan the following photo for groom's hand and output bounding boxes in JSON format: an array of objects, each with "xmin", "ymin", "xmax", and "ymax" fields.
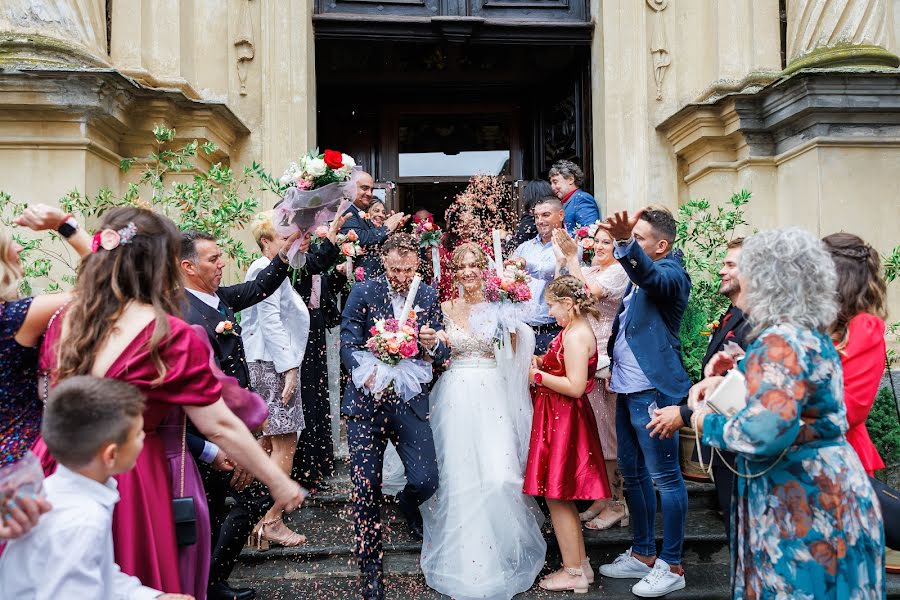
[{"xmin": 419, "ymin": 325, "xmax": 439, "ymax": 349}]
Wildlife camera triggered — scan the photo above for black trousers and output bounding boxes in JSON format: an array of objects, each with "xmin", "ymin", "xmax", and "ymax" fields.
[
  {"xmin": 711, "ymin": 461, "xmax": 736, "ymax": 540},
  {"xmin": 347, "ymin": 403, "xmax": 439, "ymax": 575},
  {"xmin": 293, "ymin": 310, "xmax": 335, "ymax": 486},
  {"xmin": 200, "ymin": 464, "xmax": 272, "ymax": 585}
]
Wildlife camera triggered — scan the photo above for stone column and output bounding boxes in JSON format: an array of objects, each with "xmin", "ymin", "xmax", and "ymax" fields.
[
  {"xmin": 0, "ymin": 0, "xmax": 109, "ymax": 67},
  {"xmin": 785, "ymin": 0, "xmax": 900, "ymax": 73}
]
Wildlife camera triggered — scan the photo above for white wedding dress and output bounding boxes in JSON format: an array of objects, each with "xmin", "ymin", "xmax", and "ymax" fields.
[{"xmin": 420, "ymin": 302, "xmax": 546, "ymax": 600}]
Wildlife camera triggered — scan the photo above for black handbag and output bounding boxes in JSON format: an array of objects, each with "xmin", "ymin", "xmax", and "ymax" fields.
[{"xmin": 173, "ymin": 414, "xmax": 197, "ymax": 547}]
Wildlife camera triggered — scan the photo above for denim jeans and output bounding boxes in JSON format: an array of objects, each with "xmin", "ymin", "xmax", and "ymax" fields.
[{"xmin": 616, "ymin": 389, "xmax": 688, "ymax": 565}]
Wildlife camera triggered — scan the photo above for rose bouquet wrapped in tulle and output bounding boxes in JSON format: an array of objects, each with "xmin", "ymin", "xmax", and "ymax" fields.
[
  {"xmin": 483, "ymin": 265, "xmax": 532, "ymax": 304},
  {"xmin": 351, "ymin": 312, "xmax": 433, "ymax": 401},
  {"xmin": 484, "ymin": 265, "xmax": 535, "ymax": 356},
  {"xmin": 274, "ymin": 148, "xmax": 360, "ymax": 268}
]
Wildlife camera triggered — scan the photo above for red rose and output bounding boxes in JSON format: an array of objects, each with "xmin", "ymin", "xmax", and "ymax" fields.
[{"xmin": 323, "ymin": 149, "xmax": 343, "ymax": 169}]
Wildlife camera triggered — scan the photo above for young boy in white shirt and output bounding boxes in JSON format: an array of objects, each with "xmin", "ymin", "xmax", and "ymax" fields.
[{"xmin": 0, "ymin": 376, "xmax": 193, "ymax": 600}]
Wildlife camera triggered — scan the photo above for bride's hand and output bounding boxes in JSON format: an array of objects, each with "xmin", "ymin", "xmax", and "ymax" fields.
[{"xmin": 436, "ymin": 330, "xmax": 450, "ymax": 347}]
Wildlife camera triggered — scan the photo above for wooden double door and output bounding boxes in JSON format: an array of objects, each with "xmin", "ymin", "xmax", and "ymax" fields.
[{"xmin": 316, "ymin": 39, "xmax": 592, "ymax": 220}]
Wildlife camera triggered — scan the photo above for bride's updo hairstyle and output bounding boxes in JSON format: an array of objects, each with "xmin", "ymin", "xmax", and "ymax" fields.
[
  {"xmin": 545, "ymin": 275, "xmax": 600, "ymax": 319},
  {"xmin": 451, "ymin": 242, "xmax": 488, "ymax": 273}
]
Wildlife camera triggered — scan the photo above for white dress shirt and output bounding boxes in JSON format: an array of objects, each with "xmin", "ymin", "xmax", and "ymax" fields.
[
  {"xmin": 512, "ymin": 234, "xmax": 557, "ymax": 325},
  {"xmin": 0, "ymin": 465, "xmax": 160, "ymax": 600},
  {"xmin": 240, "ymin": 256, "xmax": 310, "ymax": 374},
  {"xmin": 186, "ymin": 287, "xmax": 221, "ymax": 311}
]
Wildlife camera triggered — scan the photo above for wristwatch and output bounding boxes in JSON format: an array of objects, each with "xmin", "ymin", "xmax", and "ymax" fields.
[{"xmin": 57, "ymin": 215, "xmax": 79, "ymax": 239}]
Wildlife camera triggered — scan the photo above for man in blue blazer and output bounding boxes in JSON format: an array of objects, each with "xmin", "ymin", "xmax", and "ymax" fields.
[
  {"xmin": 340, "ymin": 233, "xmax": 449, "ymax": 600},
  {"xmin": 596, "ymin": 207, "xmax": 692, "ymax": 598},
  {"xmin": 340, "ymin": 171, "xmax": 408, "ymax": 278},
  {"xmin": 549, "ymin": 159, "xmax": 602, "ymax": 233}
]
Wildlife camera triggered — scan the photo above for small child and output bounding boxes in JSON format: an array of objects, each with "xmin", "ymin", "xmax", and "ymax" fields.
[{"xmin": 0, "ymin": 376, "xmax": 192, "ymax": 600}]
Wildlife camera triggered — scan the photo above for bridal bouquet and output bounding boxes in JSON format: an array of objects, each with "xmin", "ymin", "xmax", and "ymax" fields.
[
  {"xmin": 352, "ymin": 313, "xmax": 433, "ymax": 402},
  {"xmin": 274, "ymin": 148, "xmax": 359, "ymax": 268},
  {"xmin": 484, "ymin": 265, "xmax": 535, "ymax": 356},
  {"xmin": 484, "ymin": 264, "xmax": 532, "ymax": 304},
  {"xmin": 351, "ymin": 276, "xmax": 434, "ymax": 401}
]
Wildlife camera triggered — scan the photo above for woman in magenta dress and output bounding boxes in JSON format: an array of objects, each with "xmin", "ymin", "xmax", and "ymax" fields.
[
  {"xmin": 525, "ymin": 275, "xmax": 611, "ymax": 594},
  {"xmin": 35, "ymin": 207, "xmax": 304, "ymax": 598}
]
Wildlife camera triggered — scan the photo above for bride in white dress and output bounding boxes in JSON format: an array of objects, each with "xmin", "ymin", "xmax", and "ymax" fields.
[{"xmin": 420, "ymin": 242, "xmax": 546, "ymax": 600}]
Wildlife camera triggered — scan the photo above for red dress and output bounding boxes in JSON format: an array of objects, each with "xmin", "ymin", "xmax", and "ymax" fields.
[
  {"xmin": 838, "ymin": 313, "xmax": 886, "ymax": 475},
  {"xmin": 35, "ymin": 315, "xmax": 222, "ymax": 594},
  {"xmin": 523, "ymin": 330, "xmax": 611, "ymax": 500}
]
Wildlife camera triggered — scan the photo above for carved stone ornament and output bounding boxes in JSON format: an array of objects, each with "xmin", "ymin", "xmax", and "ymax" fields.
[
  {"xmin": 646, "ymin": 0, "xmax": 670, "ymax": 101},
  {"xmin": 0, "ymin": 0, "xmax": 109, "ymax": 66},
  {"xmin": 234, "ymin": 0, "xmax": 255, "ymax": 96},
  {"xmin": 785, "ymin": 0, "xmax": 899, "ymax": 73}
]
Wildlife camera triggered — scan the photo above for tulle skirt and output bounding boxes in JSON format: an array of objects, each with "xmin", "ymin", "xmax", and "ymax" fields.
[{"xmin": 421, "ymin": 358, "xmax": 546, "ymax": 600}]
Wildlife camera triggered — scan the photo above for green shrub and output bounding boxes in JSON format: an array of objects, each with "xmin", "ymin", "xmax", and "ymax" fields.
[
  {"xmin": 869, "ymin": 385, "xmax": 900, "ymax": 479},
  {"xmin": 2, "ymin": 125, "xmax": 283, "ymax": 294},
  {"xmin": 676, "ymin": 190, "xmax": 752, "ymax": 382}
]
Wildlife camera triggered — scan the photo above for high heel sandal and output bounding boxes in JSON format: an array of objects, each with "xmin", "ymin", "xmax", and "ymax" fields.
[
  {"xmin": 585, "ymin": 502, "xmax": 629, "ymax": 531},
  {"xmin": 254, "ymin": 517, "xmax": 307, "ymax": 551},
  {"xmin": 578, "ymin": 506, "xmax": 602, "ymax": 522},
  {"xmin": 539, "ymin": 566, "xmax": 589, "ymax": 594}
]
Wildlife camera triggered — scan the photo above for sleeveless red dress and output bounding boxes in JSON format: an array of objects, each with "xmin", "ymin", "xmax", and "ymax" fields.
[{"xmin": 523, "ymin": 330, "xmax": 611, "ymax": 500}]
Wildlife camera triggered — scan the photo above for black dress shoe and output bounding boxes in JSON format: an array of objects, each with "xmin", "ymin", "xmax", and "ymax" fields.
[
  {"xmin": 407, "ymin": 519, "xmax": 424, "ymax": 541},
  {"xmin": 362, "ymin": 570, "xmax": 385, "ymax": 600},
  {"xmin": 207, "ymin": 581, "xmax": 256, "ymax": 600}
]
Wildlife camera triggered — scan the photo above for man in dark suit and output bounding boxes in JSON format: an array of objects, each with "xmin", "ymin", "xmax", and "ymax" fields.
[
  {"xmin": 596, "ymin": 207, "xmax": 692, "ymax": 598},
  {"xmin": 647, "ymin": 237, "xmax": 749, "ymax": 538},
  {"xmin": 340, "ymin": 171, "xmax": 408, "ymax": 278},
  {"xmin": 340, "ymin": 233, "xmax": 449, "ymax": 600},
  {"xmin": 180, "ymin": 228, "xmax": 305, "ymax": 600}
]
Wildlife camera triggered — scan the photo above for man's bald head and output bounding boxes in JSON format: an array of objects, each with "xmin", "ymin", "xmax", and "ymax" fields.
[{"xmin": 354, "ymin": 171, "xmax": 375, "ymax": 209}]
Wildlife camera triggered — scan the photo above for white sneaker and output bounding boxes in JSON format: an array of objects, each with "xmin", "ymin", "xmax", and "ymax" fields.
[
  {"xmin": 631, "ymin": 558, "xmax": 686, "ymax": 598},
  {"xmin": 597, "ymin": 548, "xmax": 653, "ymax": 579}
]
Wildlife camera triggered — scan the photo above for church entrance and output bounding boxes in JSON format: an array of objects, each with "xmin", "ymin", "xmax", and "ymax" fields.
[{"xmin": 315, "ymin": 38, "xmax": 592, "ymax": 221}]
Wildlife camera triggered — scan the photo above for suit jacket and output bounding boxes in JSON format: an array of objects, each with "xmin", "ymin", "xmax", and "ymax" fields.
[
  {"xmin": 183, "ymin": 256, "xmax": 290, "ymax": 389},
  {"xmin": 340, "ymin": 203, "xmax": 387, "ymax": 278},
  {"xmin": 339, "ymin": 276, "xmax": 450, "ymax": 420},
  {"xmin": 700, "ymin": 305, "xmax": 750, "ymax": 372},
  {"xmin": 563, "ymin": 188, "xmax": 602, "ymax": 233},
  {"xmin": 293, "ymin": 238, "xmax": 343, "ymax": 328},
  {"xmin": 607, "ymin": 242, "xmax": 692, "ymax": 399}
]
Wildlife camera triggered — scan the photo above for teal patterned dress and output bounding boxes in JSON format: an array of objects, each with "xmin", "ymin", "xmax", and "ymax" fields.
[{"xmin": 702, "ymin": 323, "xmax": 884, "ymax": 600}]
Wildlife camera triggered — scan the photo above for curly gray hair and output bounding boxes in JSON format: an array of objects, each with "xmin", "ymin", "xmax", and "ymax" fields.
[
  {"xmin": 740, "ymin": 227, "xmax": 838, "ymax": 336},
  {"xmin": 548, "ymin": 160, "xmax": 584, "ymax": 187}
]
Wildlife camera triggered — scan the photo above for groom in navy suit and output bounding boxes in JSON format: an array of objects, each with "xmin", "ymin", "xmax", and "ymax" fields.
[{"xmin": 340, "ymin": 232, "xmax": 449, "ymax": 600}]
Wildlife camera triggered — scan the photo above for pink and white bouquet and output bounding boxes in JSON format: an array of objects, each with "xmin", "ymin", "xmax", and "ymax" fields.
[
  {"xmin": 366, "ymin": 314, "xmax": 421, "ymax": 365},
  {"xmin": 279, "ymin": 149, "xmax": 357, "ymax": 190},
  {"xmin": 351, "ymin": 276, "xmax": 434, "ymax": 401},
  {"xmin": 274, "ymin": 148, "xmax": 360, "ymax": 269},
  {"xmin": 575, "ymin": 221, "xmax": 603, "ymax": 263},
  {"xmin": 483, "ymin": 264, "xmax": 533, "ymax": 304}
]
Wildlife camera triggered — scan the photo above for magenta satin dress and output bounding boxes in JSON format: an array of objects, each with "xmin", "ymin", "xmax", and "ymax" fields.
[
  {"xmin": 523, "ymin": 331, "xmax": 611, "ymax": 501},
  {"xmin": 35, "ymin": 315, "xmax": 222, "ymax": 597}
]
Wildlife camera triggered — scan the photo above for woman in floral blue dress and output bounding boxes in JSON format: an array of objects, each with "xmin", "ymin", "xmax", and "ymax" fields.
[{"xmin": 692, "ymin": 228, "xmax": 884, "ymax": 600}]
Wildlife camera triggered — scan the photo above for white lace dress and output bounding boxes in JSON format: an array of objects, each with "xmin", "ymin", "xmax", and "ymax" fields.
[{"xmin": 420, "ymin": 303, "xmax": 546, "ymax": 600}]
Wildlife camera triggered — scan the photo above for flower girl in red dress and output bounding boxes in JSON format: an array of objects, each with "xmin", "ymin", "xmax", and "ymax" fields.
[{"xmin": 525, "ymin": 275, "xmax": 611, "ymax": 594}]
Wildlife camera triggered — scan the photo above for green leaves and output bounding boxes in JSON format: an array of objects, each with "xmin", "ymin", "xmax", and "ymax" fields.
[{"xmin": 676, "ymin": 190, "xmax": 752, "ymax": 383}]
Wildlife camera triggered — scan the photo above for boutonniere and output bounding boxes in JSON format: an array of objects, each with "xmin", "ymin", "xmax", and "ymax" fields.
[
  {"xmin": 700, "ymin": 319, "xmax": 720, "ymax": 337},
  {"xmin": 215, "ymin": 320, "xmax": 236, "ymax": 335}
]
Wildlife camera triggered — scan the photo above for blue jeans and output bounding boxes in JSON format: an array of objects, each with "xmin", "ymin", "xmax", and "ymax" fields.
[{"xmin": 616, "ymin": 389, "xmax": 688, "ymax": 565}]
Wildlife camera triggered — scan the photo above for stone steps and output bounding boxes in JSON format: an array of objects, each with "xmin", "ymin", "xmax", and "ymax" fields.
[{"xmin": 233, "ymin": 460, "xmax": 900, "ymax": 598}]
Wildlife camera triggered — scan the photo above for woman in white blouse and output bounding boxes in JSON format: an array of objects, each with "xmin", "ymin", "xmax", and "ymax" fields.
[{"xmin": 242, "ymin": 212, "xmax": 311, "ymax": 548}]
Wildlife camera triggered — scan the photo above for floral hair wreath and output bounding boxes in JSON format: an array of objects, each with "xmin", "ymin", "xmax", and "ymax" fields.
[{"xmin": 91, "ymin": 222, "xmax": 138, "ymax": 253}]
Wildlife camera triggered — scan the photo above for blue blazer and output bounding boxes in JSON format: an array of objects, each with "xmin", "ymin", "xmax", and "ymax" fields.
[
  {"xmin": 563, "ymin": 189, "xmax": 601, "ymax": 233},
  {"xmin": 340, "ymin": 204, "xmax": 388, "ymax": 277},
  {"xmin": 607, "ymin": 241, "xmax": 692, "ymax": 399},
  {"xmin": 340, "ymin": 276, "xmax": 449, "ymax": 420}
]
